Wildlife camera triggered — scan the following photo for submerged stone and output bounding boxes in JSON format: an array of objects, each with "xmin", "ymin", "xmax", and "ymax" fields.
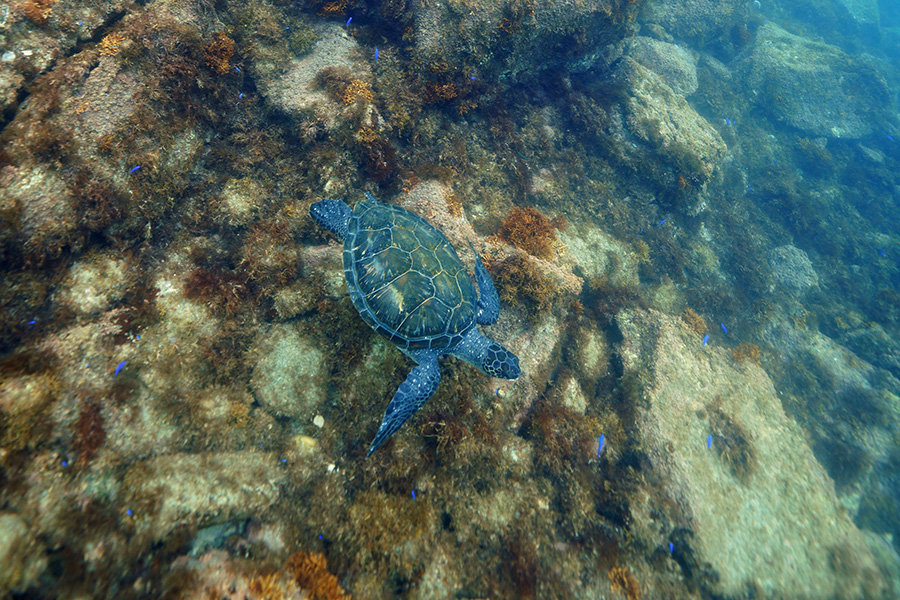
[
  {"xmin": 617, "ymin": 308, "xmax": 891, "ymax": 597},
  {"xmin": 741, "ymin": 23, "xmax": 891, "ymax": 139}
]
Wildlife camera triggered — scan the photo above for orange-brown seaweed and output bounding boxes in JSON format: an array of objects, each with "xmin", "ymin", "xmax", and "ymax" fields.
[
  {"xmin": 608, "ymin": 565, "xmax": 641, "ymax": 600},
  {"xmin": 498, "ymin": 206, "xmax": 558, "ymax": 261},
  {"xmin": 682, "ymin": 308, "xmax": 708, "ymax": 338},
  {"xmin": 17, "ymin": 0, "xmax": 54, "ymax": 26},
  {"xmin": 732, "ymin": 343, "xmax": 762, "ymax": 366},
  {"xmin": 286, "ymin": 550, "xmax": 350, "ymax": 600},
  {"xmin": 205, "ymin": 32, "xmax": 235, "ymax": 76}
]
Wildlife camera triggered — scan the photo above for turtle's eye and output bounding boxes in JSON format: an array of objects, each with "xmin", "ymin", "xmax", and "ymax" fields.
[{"xmin": 483, "ymin": 343, "xmax": 520, "ymax": 380}]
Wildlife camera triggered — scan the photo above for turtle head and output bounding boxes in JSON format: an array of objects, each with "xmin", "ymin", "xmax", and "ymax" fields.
[
  {"xmin": 482, "ymin": 341, "xmax": 521, "ymax": 380},
  {"xmin": 310, "ymin": 199, "xmax": 352, "ymax": 242}
]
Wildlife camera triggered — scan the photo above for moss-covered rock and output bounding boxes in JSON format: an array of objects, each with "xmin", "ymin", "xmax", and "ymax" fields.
[
  {"xmin": 0, "ymin": 513, "xmax": 47, "ymax": 596},
  {"xmin": 610, "ymin": 57, "xmax": 726, "ymax": 184},
  {"xmin": 122, "ymin": 451, "xmax": 285, "ymax": 541},
  {"xmin": 250, "ymin": 323, "xmax": 328, "ymax": 421},
  {"xmin": 617, "ymin": 308, "xmax": 888, "ymax": 597},
  {"xmin": 740, "ymin": 22, "xmax": 891, "ymax": 139}
]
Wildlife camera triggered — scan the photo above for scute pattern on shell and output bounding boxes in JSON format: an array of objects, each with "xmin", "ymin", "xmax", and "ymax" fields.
[{"xmin": 343, "ymin": 200, "xmax": 476, "ymax": 350}]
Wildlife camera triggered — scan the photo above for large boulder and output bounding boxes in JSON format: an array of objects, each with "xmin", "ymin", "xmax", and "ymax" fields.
[
  {"xmin": 606, "ymin": 56, "xmax": 726, "ymax": 186},
  {"xmin": 617, "ymin": 308, "xmax": 891, "ymax": 598},
  {"xmin": 641, "ymin": 0, "xmax": 745, "ymax": 43},
  {"xmin": 740, "ymin": 22, "xmax": 891, "ymax": 139},
  {"xmin": 622, "ymin": 36, "xmax": 699, "ymax": 97},
  {"xmin": 409, "ymin": 0, "xmax": 637, "ymax": 81}
]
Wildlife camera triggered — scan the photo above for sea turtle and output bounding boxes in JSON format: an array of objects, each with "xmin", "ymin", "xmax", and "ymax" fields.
[{"xmin": 310, "ymin": 192, "xmax": 521, "ymax": 455}]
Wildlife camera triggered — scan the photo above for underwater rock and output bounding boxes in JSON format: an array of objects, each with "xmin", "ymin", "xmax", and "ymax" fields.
[
  {"xmin": 741, "ymin": 23, "xmax": 891, "ymax": 139},
  {"xmin": 606, "ymin": 56, "xmax": 726, "ymax": 185},
  {"xmin": 621, "ymin": 36, "xmax": 698, "ymax": 97},
  {"xmin": 834, "ymin": 0, "xmax": 880, "ymax": 27},
  {"xmin": 257, "ymin": 22, "xmax": 373, "ymax": 130},
  {"xmin": 72, "ymin": 57, "xmax": 138, "ymax": 141},
  {"xmin": 55, "ymin": 251, "xmax": 129, "ymax": 316},
  {"xmin": 0, "ymin": 0, "xmax": 130, "ymax": 114},
  {"xmin": 410, "ymin": 0, "xmax": 637, "ymax": 82},
  {"xmin": 0, "ymin": 166, "xmax": 78, "ymax": 265},
  {"xmin": 250, "ymin": 323, "xmax": 328, "ymax": 421},
  {"xmin": 122, "ymin": 451, "xmax": 284, "ymax": 541},
  {"xmin": 558, "ymin": 222, "xmax": 639, "ymax": 289},
  {"xmin": 642, "ymin": 0, "xmax": 745, "ymax": 44},
  {"xmin": 219, "ymin": 178, "xmax": 267, "ymax": 227},
  {"xmin": 0, "ymin": 512, "xmax": 47, "ymax": 595},
  {"xmin": 617, "ymin": 308, "xmax": 886, "ymax": 598},
  {"xmin": 767, "ymin": 244, "xmax": 818, "ymax": 294}
]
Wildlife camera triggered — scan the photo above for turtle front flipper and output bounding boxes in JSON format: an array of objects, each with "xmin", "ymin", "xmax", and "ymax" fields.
[
  {"xmin": 310, "ymin": 199, "xmax": 352, "ymax": 242},
  {"xmin": 368, "ymin": 354, "xmax": 442, "ymax": 456},
  {"xmin": 468, "ymin": 241, "xmax": 500, "ymax": 326}
]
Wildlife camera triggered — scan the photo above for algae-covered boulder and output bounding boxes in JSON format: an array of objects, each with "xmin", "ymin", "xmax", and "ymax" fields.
[
  {"xmin": 410, "ymin": 0, "xmax": 638, "ymax": 81},
  {"xmin": 122, "ymin": 451, "xmax": 285, "ymax": 541},
  {"xmin": 0, "ymin": 513, "xmax": 47, "ymax": 595},
  {"xmin": 255, "ymin": 21, "xmax": 372, "ymax": 128},
  {"xmin": 250, "ymin": 323, "xmax": 329, "ymax": 421},
  {"xmin": 834, "ymin": 0, "xmax": 880, "ymax": 27},
  {"xmin": 740, "ymin": 22, "xmax": 891, "ymax": 139},
  {"xmin": 767, "ymin": 244, "xmax": 818, "ymax": 295},
  {"xmin": 617, "ymin": 308, "xmax": 889, "ymax": 598},
  {"xmin": 642, "ymin": 0, "xmax": 745, "ymax": 44},
  {"xmin": 605, "ymin": 56, "xmax": 726, "ymax": 186},
  {"xmin": 622, "ymin": 36, "xmax": 698, "ymax": 97}
]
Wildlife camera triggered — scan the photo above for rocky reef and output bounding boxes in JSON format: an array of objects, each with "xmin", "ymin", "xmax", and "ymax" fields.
[{"xmin": 2, "ymin": 0, "xmax": 900, "ymax": 596}]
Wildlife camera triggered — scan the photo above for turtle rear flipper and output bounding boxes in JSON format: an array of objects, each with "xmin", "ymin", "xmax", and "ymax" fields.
[{"xmin": 368, "ymin": 353, "xmax": 441, "ymax": 456}]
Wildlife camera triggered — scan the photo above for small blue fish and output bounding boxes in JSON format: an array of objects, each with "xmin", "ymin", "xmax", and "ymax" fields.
[
  {"xmin": 235, "ymin": 66, "xmax": 241, "ymax": 73},
  {"xmin": 725, "ymin": 117, "xmax": 731, "ymax": 126},
  {"xmin": 281, "ymin": 457, "xmax": 287, "ymax": 463},
  {"xmin": 27, "ymin": 319, "xmax": 36, "ymax": 325},
  {"xmin": 114, "ymin": 360, "xmax": 127, "ymax": 377},
  {"xmin": 129, "ymin": 165, "xmax": 141, "ymax": 174},
  {"xmin": 375, "ymin": 48, "xmax": 378, "ymax": 61},
  {"xmin": 879, "ymin": 249, "xmax": 886, "ymax": 257},
  {"xmin": 470, "ymin": 76, "xmax": 476, "ymax": 80},
  {"xmin": 702, "ymin": 334, "xmax": 709, "ymax": 346},
  {"xmin": 597, "ymin": 434, "xmax": 606, "ymax": 458},
  {"xmin": 346, "ymin": 16, "xmax": 352, "ymax": 27},
  {"xmin": 62, "ymin": 459, "xmax": 68, "ymax": 467},
  {"xmin": 707, "ymin": 434, "xmax": 712, "ymax": 449},
  {"xmin": 888, "ymin": 135, "xmax": 895, "ymax": 142},
  {"xmin": 411, "ymin": 489, "xmax": 416, "ymax": 500},
  {"xmin": 126, "ymin": 509, "xmax": 133, "ymax": 516},
  {"xmin": 657, "ymin": 219, "xmax": 666, "ymax": 226},
  {"xmin": 239, "ymin": 92, "xmax": 243, "ymax": 99},
  {"xmin": 669, "ymin": 542, "xmax": 673, "ymax": 552},
  {"xmin": 773, "ymin": 159, "xmax": 778, "ymax": 166},
  {"xmin": 720, "ymin": 323, "xmax": 728, "ymax": 334}
]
